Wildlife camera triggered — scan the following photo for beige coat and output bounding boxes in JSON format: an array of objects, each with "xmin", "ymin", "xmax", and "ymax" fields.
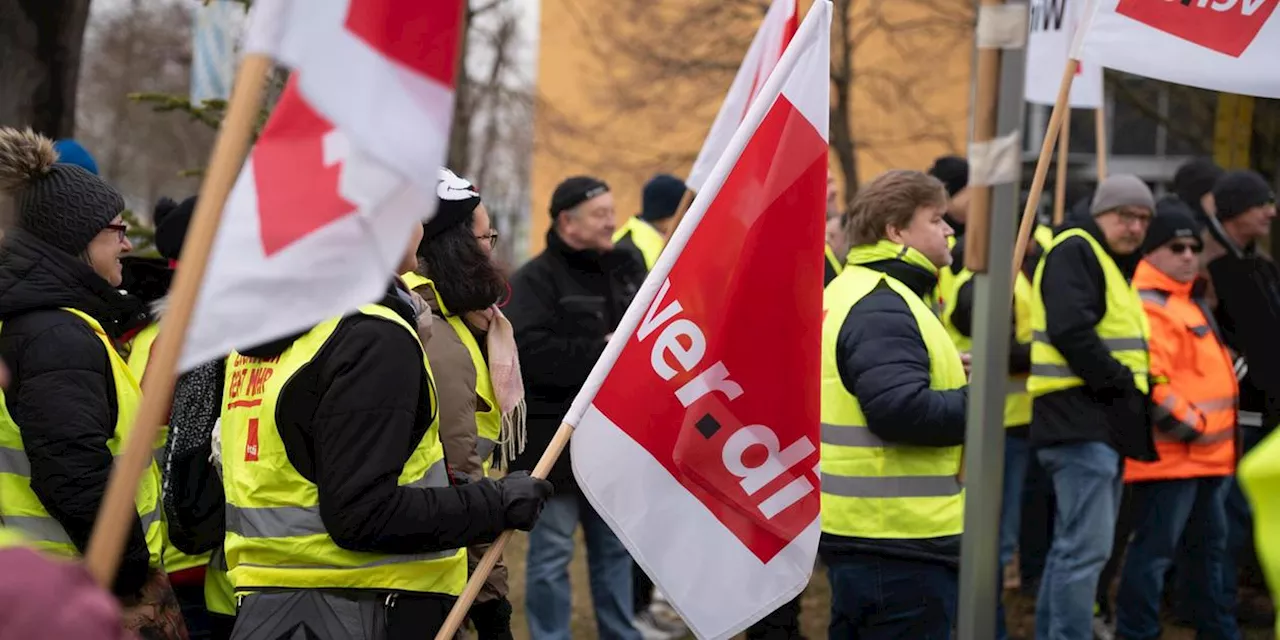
[{"xmin": 409, "ymin": 286, "xmax": 508, "ymax": 603}]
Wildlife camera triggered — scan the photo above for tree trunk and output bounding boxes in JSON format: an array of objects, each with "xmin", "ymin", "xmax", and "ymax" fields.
[
  {"xmin": 829, "ymin": 0, "xmax": 859, "ymax": 202},
  {"xmin": 446, "ymin": 7, "xmax": 474, "ymax": 172},
  {"xmin": 0, "ymin": 0, "xmax": 91, "ymax": 138}
]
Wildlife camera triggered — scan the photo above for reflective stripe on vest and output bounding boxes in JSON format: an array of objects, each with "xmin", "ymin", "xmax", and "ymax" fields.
[
  {"xmin": 128, "ymin": 322, "xmax": 210, "ymax": 573},
  {"xmin": 220, "ymin": 304, "xmax": 466, "ymax": 595},
  {"xmin": 820, "ymin": 247, "xmax": 966, "ymax": 540},
  {"xmin": 1028, "ymin": 229, "xmax": 1151, "ymax": 396},
  {"xmin": 939, "ymin": 268, "xmax": 1035, "ymax": 427},
  {"xmin": 612, "ymin": 218, "xmax": 665, "ymax": 270},
  {"xmin": 0, "ymin": 309, "xmax": 166, "ymax": 566}
]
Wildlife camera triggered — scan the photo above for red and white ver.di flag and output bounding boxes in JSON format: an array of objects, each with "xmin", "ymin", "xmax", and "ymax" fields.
[
  {"xmin": 685, "ymin": 0, "xmax": 798, "ymax": 193},
  {"xmin": 1025, "ymin": 0, "xmax": 1104, "ymax": 108},
  {"xmin": 181, "ymin": 0, "xmax": 463, "ymax": 369},
  {"xmin": 568, "ymin": 2, "xmax": 830, "ymax": 638},
  {"xmin": 1077, "ymin": 0, "xmax": 1280, "ymax": 98}
]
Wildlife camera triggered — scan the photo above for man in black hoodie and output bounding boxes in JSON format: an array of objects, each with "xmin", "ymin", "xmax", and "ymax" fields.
[
  {"xmin": 506, "ymin": 176, "xmax": 647, "ymax": 640},
  {"xmin": 1028, "ymin": 175, "xmax": 1158, "ymax": 640}
]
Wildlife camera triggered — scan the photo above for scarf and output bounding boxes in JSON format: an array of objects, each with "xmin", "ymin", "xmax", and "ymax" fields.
[{"xmin": 463, "ymin": 306, "xmax": 527, "ymax": 468}]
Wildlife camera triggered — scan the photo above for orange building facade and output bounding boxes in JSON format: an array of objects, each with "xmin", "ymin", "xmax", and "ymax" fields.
[{"xmin": 527, "ymin": 0, "xmax": 977, "ymax": 254}]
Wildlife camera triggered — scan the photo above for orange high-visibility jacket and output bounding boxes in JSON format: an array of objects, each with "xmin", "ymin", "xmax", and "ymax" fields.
[{"xmin": 1125, "ymin": 261, "xmax": 1237, "ymax": 483}]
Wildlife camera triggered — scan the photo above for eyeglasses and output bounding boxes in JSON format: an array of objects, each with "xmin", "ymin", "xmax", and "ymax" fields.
[
  {"xmin": 1167, "ymin": 242, "xmax": 1201, "ymax": 255},
  {"xmin": 1117, "ymin": 209, "xmax": 1153, "ymax": 227},
  {"xmin": 476, "ymin": 230, "xmax": 499, "ymax": 247},
  {"xmin": 104, "ymin": 223, "xmax": 129, "ymax": 242}
]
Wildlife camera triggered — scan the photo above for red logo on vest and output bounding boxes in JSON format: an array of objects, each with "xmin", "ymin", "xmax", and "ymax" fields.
[
  {"xmin": 245, "ymin": 418, "xmax": 260, "ymax": 462},
  {"xmin": 1115, "ymin": 0, "xmax": 1278, "ymax": 58}
]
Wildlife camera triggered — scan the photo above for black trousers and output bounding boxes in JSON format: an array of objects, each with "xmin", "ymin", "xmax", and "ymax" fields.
[{"xmin": 231, "ymin": 590, "xmax": 456, "ymax": 640}]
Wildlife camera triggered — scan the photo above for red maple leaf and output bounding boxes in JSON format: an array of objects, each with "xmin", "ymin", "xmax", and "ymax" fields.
[
  {"xmin": 344, "ymin": 0, "xmax": 464, "ymax": 88},
  {"xmin": 252, "ymin": 80, "xmax": 356, "ymax": 257}
]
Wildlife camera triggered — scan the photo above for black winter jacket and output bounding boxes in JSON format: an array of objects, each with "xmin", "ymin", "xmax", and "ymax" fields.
[
  {"xmin": 0, "ymin": 230, "xmax": 151, "ymax": 597},
  {"xmin": 1029, "ymin": 218, "xmax": 1156, "ymax": 461},
  {"xmin": 949, "ymin": 240, "xmax": 1042, "ymax": 433},
  {"xmin": 505, "ymin": 231, "xmax": 646, "ymax": 492},
  {"xmin": 818, "ymin": 249, "xmax": 968, "ymax": 568},
  {"xmin": 164, "ymin": 284, "xmax": 515, "ymax": 571},
  {"xmin": 1201, "ymin": 227, "xmax": 1280, "ymax": 431}
]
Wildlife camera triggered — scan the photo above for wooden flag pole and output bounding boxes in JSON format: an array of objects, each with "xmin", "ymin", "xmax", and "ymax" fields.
[
  {"xmin": 84, "ymin": 54, "xmax": 273, "ymax": 587},
  {"xmin": 434, "ymin": 423, "xmax": 574, "ymax": 640},
  {"xmin": 663, "ymin": 189, "xmax": 697, "ymax": 243},
  {"xmin": 961, "ymin": 0, "xmax": 1005, "ymax": 275},
  {"xmin": 1012, "ymin": 57, "xmax": 1079, "ymax": 283},
  {"xmin": 1095, "ymin": 105, "xmax": 1109, "ymax": 180},
  {"xmin": 1053, "ymin": 107, "xmax": 1072, "ymax": 225}
]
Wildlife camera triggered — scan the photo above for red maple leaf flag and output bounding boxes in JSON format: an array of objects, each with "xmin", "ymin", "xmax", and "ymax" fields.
[
  {"xmin": 180, "ymin": 0, "xmax": 461, "ymax": 369},
  {"xmin": 567, "ymin": 3, "xmax": 830, "ymax": 638},
  {"xmin": 1077, "ymin": 0, "xmax": 1280, "ymax": 98},
  {"xmin": 686, "ymin": 0, "xmax": 798, "ymax": 193}
]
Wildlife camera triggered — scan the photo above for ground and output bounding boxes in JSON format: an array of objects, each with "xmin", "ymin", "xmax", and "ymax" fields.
[{"xmin": 500, "ymin": 532, "xmax": 1276, "ymax": 639}]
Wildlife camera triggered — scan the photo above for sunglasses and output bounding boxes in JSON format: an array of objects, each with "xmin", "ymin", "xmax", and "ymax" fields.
[
  {"xmin": 1166, "ymin": 241, "xmax": 1201, "ymax": 255},
  {"xmin": 104, "ymin": 223, "xmax": 129, "ymax": 242}
]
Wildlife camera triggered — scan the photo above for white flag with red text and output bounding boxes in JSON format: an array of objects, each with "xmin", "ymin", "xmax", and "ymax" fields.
[
  {"xmin": 685, "ymin": 0, "xmax": 798, "ymax": 193},
  {"xmin": 1077, "ymin": 0, "xmax": 1280, "ymax": 98},
  {"xmin": 180, "ymin": 0, "xmax": 462, "ymax": 369},
  {"xmin": 569, "ymin": 3, "xmax": 830, "ymax": 638},
  {"xmin": 1026, "ymin": 0, "xmax": 1104, "ymax": 108}
]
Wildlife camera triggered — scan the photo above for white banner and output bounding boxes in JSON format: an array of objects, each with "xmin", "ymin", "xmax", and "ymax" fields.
[
  {"xmin": 1078, "ymin": 0, "xmax": 1280, "ymax": 98},
  {"xmin": 1025, "ymin": 0, "xmax": 1104, "ymax": 108}
]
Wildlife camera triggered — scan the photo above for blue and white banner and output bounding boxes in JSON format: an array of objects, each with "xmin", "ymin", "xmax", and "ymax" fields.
[{"xmin": 191, "ymin": 0, "xmax": 241, "ymax": 103}]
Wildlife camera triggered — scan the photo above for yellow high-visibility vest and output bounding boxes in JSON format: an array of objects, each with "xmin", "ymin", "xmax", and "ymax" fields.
[
  {"xmin": 613, "ymin": 217, "xmax": 666, "ymax": 270},
  {"xmin": 820, "ymin": 241, "xmax": 966, "ymax": 540},
  {"xmin": 1239, "ymin": 430, "xmax": 1280, "ymax": 638},
  {"xmin": 1029, "ymin": 229, "xmax": 1150, "ymax": 397},
  {"xmin": 219, "ymin": 304, "xmax": 466, "ymax": 594},
  {"xmin": 940, "ymin": 269, "xmax": 1034, "ymax": 427},
  {"xmin": 0, "ymin": 309, "xmax": 165, "ymax": 567},
  {"xmin": 403, "ymin": 272, "xmax": 503, "ymax": 474}
]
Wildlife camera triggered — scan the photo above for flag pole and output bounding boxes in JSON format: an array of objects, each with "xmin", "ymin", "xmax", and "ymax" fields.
[
  {"xmin": 664, "ymin": 189, "xmax": 697, "ymax": 243},
  {"xmin": 1095, "ymin": 103, "xmax": 1109, "ymax": 179},
  {"xmin": 433, "ymin": 424, "xmax": 572, "ymax": 640},
  {"xmin": 1012, "ymin": 57, "xmax": 1079, "ymax": 281},
  {"xmin": 83, "ymin": 53, "xmax": 273, "ymax": 587},
  {"xmin": 1053, "ymin": 107, "xmax": 1072, "ymax": 225}
]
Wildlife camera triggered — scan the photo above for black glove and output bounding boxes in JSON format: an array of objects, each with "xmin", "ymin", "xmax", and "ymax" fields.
[
  {"xmin": 495, "ymin": 471, "xmax": 553, "ymax": 531},
  {"xmin": 469, "ymin": 597, "xmax": 514, "ymax": 640}
]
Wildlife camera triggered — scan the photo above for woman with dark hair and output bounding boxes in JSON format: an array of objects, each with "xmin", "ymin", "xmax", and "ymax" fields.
[
  {"xmin": 0, "ymin": 128, "xmax": 186, "ymax": 638},
  {"xmin": 402, "ymin": 169, "xmax": 526, "ymax": 640}
]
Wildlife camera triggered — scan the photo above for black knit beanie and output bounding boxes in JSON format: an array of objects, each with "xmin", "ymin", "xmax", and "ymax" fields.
[
  {"xmin": 1213, "ymin": 170, "xmax": 1275, "ymax": 222},
  {"xmin": 0, "ymin": 128, "xmax": 124, "ymax": 256},
  {"xmin": 927, "ymin": 156, "xmax": 969, "ymax": 197},
  {"xmin": 154, "ymin": 195, "xmax": 196, "ymax": 261},
  {"xmin": 423, "ymin": 168, "xmax": 482, "ymax": 243}
]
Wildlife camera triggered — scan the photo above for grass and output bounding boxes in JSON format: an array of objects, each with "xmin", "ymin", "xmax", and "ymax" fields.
[{"xmin": 499, "ymin": 532, "xmax": 1275, "ymax": 639}]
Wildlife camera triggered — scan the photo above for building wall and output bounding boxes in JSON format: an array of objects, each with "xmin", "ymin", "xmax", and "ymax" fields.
[{"xmin": 528, "ymin": 0, "xmax": 975, "ymax": 256}]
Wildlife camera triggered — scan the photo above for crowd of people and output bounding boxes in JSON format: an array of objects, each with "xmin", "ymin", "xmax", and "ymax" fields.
[{"xmin": 0, "ymin": 123, "xmax": 1276, "ymax": 640}]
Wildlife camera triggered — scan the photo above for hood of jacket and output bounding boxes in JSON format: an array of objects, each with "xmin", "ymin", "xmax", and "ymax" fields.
[{"xmin": 0, "ymin": 229, "xmax": 148, "ymax": 339}]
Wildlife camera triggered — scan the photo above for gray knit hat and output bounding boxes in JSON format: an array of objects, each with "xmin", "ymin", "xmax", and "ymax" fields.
[
  {"xmin": 0, "ymin": 128, "xmax": 124, "ymax": 255},
  {"xmin": 1091, "ymin": 174, "xmax": 1155, "ymax": 216}
]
